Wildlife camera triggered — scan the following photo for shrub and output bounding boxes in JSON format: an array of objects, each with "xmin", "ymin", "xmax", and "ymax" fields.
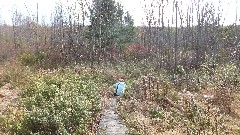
[
  {"xmin": 19, "ymin": 53, "xmax": 37, "ymax": 66},
  {"xmin": 14, "ymin": 69, "xmax": 102, "ymax": 134},
  {"xmin": 123, "ymin": 44, "xmax": 148, "ymax": 60},
  {"xmin": 0, "ymin": 44, "xmax": 16, "ymax": 63},
  {"xmin": 18, "ymin": 52, "xmax": 47, "ymax": 68}
]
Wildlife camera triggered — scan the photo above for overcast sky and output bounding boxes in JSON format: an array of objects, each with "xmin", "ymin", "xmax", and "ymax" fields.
[{"xmin": 0, "ymin": 0, "xmax": 239, "ymax": 26}]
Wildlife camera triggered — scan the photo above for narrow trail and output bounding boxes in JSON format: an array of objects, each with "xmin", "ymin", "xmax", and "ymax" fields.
[{"xmin": 98, "ymin": 97, "xmax": 128, "ymax": 135}]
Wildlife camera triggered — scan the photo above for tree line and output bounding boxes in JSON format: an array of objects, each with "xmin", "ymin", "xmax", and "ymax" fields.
[{"xmin": 0, "ymin": 0, "xmax": 239, "ymax": 71}]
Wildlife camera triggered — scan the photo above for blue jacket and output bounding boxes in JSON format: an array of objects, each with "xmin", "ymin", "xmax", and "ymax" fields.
[{"xmin": 113, "ymin": 82, "xmax": 125, "ymax": 95}]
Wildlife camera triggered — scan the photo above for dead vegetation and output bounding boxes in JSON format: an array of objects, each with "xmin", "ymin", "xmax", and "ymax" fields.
[
  {"xmin": 0, "ymin": 83, "xmax": 18, "ymax": 112},
  {"xmin": 118, "ymin": 68, "xmax": 240, "ymax": 134}
]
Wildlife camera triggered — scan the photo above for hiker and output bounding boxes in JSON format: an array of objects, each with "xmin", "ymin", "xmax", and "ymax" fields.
[{"xmin": 113, "ymin": 77, "xmax": 125, "ymax": 96}]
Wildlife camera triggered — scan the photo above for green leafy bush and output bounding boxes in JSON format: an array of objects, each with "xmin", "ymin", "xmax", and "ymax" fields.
[
  {"xmin": 19, "ymin": 53, "xmax": 37, "ymax": 66},
  {"xmin": 149, "ymin": 108, "xmax": 165, "ymax": 119},
  {"xmin": 14, "ymin": 69, "xmax": 102, "ymax": 134},
  {"xmin": 18, "ymin": 52, "xmax": 47, "ymax": 68}
]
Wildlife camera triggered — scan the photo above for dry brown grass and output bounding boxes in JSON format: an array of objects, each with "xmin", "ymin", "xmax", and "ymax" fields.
[{"xmin": 118, "ymin": 72, "xmax": 240, "ymax": 134}]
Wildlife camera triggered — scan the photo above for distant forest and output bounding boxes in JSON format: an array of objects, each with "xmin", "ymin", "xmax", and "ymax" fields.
[{"xmin": 0, "ymin": 0, "xmax": 239, "ymax": 70}]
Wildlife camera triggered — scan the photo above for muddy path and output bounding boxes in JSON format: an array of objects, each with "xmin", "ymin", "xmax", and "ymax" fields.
[{"xmin": 98, "ymin": 97, "xmax": 128, "ymax": 135}]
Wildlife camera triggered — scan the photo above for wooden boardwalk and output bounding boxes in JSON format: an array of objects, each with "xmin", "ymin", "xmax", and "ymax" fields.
[{"xmin": 98, "ymin": 98, "xmax": 128, "ymax": 135}]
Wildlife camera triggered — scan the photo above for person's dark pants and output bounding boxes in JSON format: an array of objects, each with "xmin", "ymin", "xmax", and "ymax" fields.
[{"xmin": 113, "ymin": 93, "xmax": 119, "ymax": 96}]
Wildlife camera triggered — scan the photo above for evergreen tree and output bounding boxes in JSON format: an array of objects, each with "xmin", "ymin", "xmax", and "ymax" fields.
[{"xmin": 89, "ymin": 0, "xmax": 135, "ymax": 50}]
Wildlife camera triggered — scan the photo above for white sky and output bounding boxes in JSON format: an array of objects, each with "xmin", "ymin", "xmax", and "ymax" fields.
[{"xmin": 0, "ymin": 0, "xmax": 239, "ymax": 26}]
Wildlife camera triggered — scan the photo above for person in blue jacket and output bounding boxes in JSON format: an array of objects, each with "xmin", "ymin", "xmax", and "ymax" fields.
[{"xmin": 113, "ymin": 77, "xmax": 125, "ymax": 96}]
